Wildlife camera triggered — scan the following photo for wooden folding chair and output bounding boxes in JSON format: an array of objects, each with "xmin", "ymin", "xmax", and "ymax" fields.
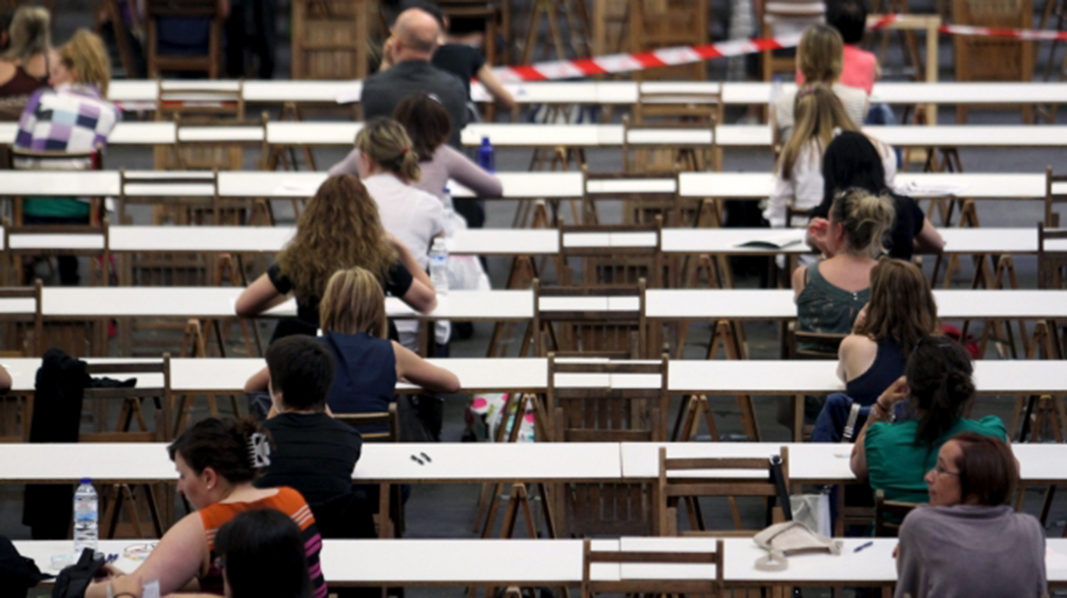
[
  {"xmin": 581, "ymin": 168, "xmax": 684, "ymax": 228},
  {"xmin": 8, "ymin": 147, "xmax": 102, "ymax": 227},
  {"xmin": 657, "ymin": 446, "xmax": 791, "ymax": 536},
  {"xmin": 1044, "ymin": 166, "xmax": 1067, "ymax": 228},
  {"xmin": 633, "ymin": 89, "xmax": 722, "ymax": 170},
  {"xmin": 0, "ymin": 281, "xmax": 42, "ymax": 441},
  {"xmin": 622, "ymin": 116, "xmax": 717, "ymax": 180},
  {"xmin": 533, "ymin": 279, "xmax": 650, "ymax": 359},
  {"xmin": 551, "ymin": 356, "xmax": 668, "ymax": 537},
  {"xmin": 158, "ymin": 112, "xmax": 270, "ymax": 173},
  {"xmin": 581, "ymin": 537, "xmax": 724, "ymax": 598},
  {"xmin": 873, "ymin": 489, "xmax": 918, "ymax": 537},
  {"xmin": 951, "ymin": 0, "xmax": 1034, "ymax": 123},
  {"xmin": 759, "ymin": 0, "xmax": 825, "ymax": 80},
  {"xmin": 627, "ymin": 0, "xmax": 708, "ymax": 81},
  {"xmin": 83, "ymin": 357, "xmax": 172, "ymax": 539},
  {"xmin": 291, "ymin": 0, "xmax": 376, "ymax": 80},
  {"xmin": 3, "ymin": 217, "xmax": 110, "ymax": 287},
  {"xmin": 558, "ymin": 217, "xmax": 667, "ymax": 286},
  {"xmin": 145, "ymin": 0, "xmax": 225, "ymax": 78},
  {"xmin": 336, "ymin": 404, "xmax": 403, "ymax": 538},
  {"xmin": 156, "ymin": 80, "xmax": 245, "ymax": 120}
]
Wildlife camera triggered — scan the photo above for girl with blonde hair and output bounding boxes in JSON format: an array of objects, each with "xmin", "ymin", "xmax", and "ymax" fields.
[
  {"xmin": 0, "ymin": 6, "xmax": 53, "ymax": 110},
  {"xmin": 353, "ymin": 117, "xmax": 447, "ymax": 348},
  {"xmin": 245, "ymin": 266, "xmax": 460, "ymax": 415},
  {"xmin": 236, "ymin": 175, "xmax": 437, "ymax": 339},
  {"xmin": 773, "ymin": 24, "xmax": 869, "ymax": 143}
]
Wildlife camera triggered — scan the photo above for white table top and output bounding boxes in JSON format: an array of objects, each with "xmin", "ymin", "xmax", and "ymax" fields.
[
  {"xmin": 106, "ymin": 80, "xmax": 1067, "ymax": 107},
  {"xmin": 679, "ymin": 172, "xmax": 1058, "ymax": 199},
  {"xmin": 645, "ymin": 289, "xmax": 1067, "ymax": 320}
]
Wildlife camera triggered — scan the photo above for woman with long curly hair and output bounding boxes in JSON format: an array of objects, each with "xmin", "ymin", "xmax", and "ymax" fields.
[{"xmin": 236, "ymin": 174, "xmax": 436, "ymax": 339}]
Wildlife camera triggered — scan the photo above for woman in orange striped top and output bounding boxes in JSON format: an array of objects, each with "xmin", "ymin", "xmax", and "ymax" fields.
[{"xmin": 86, "ymin": 418, "xmax": 327, "ymax": 598}]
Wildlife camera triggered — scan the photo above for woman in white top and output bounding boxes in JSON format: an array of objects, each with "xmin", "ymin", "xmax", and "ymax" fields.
[
  {"xmin": 353, "ymin": 117, "xmax": 447, "ymax": 348},
  {"xmin": 774, "ymin": 24, "xmax": 868, "ymax": 144},
  {"xmin": 765, "ymin": 84, "xmax": 895, "ymax": 230}
]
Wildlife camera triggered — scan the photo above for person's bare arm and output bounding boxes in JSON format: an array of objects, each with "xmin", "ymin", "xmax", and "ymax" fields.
[
  {"xmin": 914, "ymin": 217, "xmax": 945, "ymax": 254},
  {"xmin": 0, "ymin": 364, "xmax": 10, "ymax": 392},
  {"xmin": 85, "ymin": 513, "xmax": 207, "ymax": 597},
  {"xmin": 393, "ymin": 341, "xmax": 461, "ymax": 392},
  {"xmin": 476, "ymin": 63, "xmax": 516, "ymax": 110},
  {"xmin": 850, "ymin": 376, "xmax": 908, "ymax": 481},
  {"xmin": 791, "ymin": 265, "xmax": 807, "ymax": 302},
  {"xmin": 235, "ymin": 273, "xmax": 287, "ymax": 318},
  {"xmin": 244, "ymin": 366, "xmax": 270, "ymax": 393}
]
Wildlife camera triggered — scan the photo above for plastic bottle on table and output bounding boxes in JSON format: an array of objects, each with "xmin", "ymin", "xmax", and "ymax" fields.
[
  {"xmin": 429, "ymin": 237, "xmax": 449, "ymax": 296},
  {"xmin": 477, "ymin": 136, "xmax": 495, "ymax": 173},
  {"xmin": 73, "ymin": 478, "xmax": 98, "ymax": 555}
]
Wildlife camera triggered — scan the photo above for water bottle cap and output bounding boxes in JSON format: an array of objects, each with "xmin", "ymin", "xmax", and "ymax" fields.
[
  {"xmin": 80, "ymin": 478, "xmax": 92, "ymax": 485},
  {"xmin": 481, "ymin": 136, "xmax": 490, "ymax": 144}
]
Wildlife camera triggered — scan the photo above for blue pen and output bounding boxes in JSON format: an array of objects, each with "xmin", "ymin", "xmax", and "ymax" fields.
[{"xmin": 853, "ymin": 541, "xmax": 874, "ymax": 553}]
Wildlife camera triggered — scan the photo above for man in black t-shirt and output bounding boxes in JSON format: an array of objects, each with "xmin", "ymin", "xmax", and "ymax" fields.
[{"xmin": 255, "ymin": 336, "xmax": 363, "ymax": 507}]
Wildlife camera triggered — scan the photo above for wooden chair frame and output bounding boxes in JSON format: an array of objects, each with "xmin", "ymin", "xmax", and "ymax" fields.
[
  {"xmin": 119, "ymin": 168, "xmax": 222, "ymax": 226},
  {"xmin": 873, "ymin": 489, "xmax": 918, "ymax": 537},
  {"xmin": 581, "ymin": 167, "xmax": 682, "ymax": 229},
  {"xmin": 633, "ymin": 90, "xmax": 723, "ymax": 170},
  {"xmin": 156, "ymin": 79, "xmax": 246, "ymax": 120},
  {"xmin": 621, "ymin": 115, "xmax": 717, "ymax": 178},
  {"xmin": 581, "ymin": 537, "xmax": 724, "ymax": 598},
  {"xmin": 760, "ymin": 0, "xmax": 825, "ymax": 81},
  {"xmin": 657, "ymin": 446, "xmax": 790, "ymax": 537},
  {"xmin": 1045, "ymin": 165, "xmax": 1067, "ymax": 228},
  {"xmin": 336, "ymin": 404, "xmax": 402, "ymax": 539},
  {"xmin": 8, "ymin": 147, "xmax": 101, "ymax": 227},
  {"xmin": 146, "ymin": 0, "xmax": 225, "ymax": 79},
  {"xmin": 0, "ymin": 280, "xmax": 43, "ymax": 357},
  {"xmin": 3, "ymin": 217, "xmax": 111, "ymax": 287},
  {"xmin": 533, "ymin": 278, "xmax": 651, "ymax": 360}
]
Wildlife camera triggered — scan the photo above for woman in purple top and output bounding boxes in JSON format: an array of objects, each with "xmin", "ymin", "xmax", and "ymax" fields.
[{"xmin": 329, "ymin": 92, "xmax": 502, "ymax": 217}]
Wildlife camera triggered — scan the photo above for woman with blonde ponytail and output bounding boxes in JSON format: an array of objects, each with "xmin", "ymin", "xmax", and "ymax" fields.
[
  {"xmin": 793, "ymin": 188, "xmax": 895, "ymax": 341},
  {"xmin": 354, "ymin": 117, "xmax": 447, "ymax": 348},
  {"xmin": 0, "ymin": 6, "xmax": 54, "ymax": 111},
  {"xmin": 850, "ymin": 336, "xmax": 1007, "ymax": 504}
]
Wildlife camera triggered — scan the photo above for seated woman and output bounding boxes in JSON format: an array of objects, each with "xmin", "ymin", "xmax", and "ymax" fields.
[
  {"xmin": 793, "ymin": 188, "xmax": 895, "ymax": 340},
  {"xmin": 896, "ymin": 433, "xmax": 1045, "ymax": 597},
  {"xmin": 0, "ymin": 7, "xmax": 55, "ymax": 118},
  {"xmin": 765, "ymin": 84, "xmax": 862, "ymax": 230},
  {"xmin": 246, "ymin": 266, "xmax": 461, "ymax": 417},
  {"xmin": 811, "ymin": 258, "xmax": 939, "ymax": 442},
  {"xmin": 215, "ymin": 509, "xmax": 313, "ymax": 598},
  {"xmin": 235, "ymin": 175, "xmax": 436, "ymax": 341},
  {"xmin": 86, "ymin": 417, "xmax": 327, "ymax": 597},
  {"xmin": 851, "ymin": 336, "xmax": 1007, "ymax": 503},
  {"xmin": 329, "ymin": 92, "xmax": 503, "ymax": 214},
  {"xmin": 807, "ymin": 132, "xmax": 944, "ymax": 261}
]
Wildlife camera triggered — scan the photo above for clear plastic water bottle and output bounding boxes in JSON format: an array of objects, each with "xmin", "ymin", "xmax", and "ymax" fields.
[
  {"xmin": 770, "ymin": 75, "xmax": 784, "ymax": 109},
  {"xmin": 429, "ymin": 237, "xmax": 449, "ymax": 296},
  {"xmin": 477, "ymin": 136, "xmax": 494, "ymax": 173},
  {"xmin": 73, "ymin": 479, "xmax": 98, "ymax": 555}
]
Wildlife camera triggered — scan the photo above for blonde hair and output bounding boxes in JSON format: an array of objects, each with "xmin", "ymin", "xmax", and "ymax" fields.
[
  {"xmin": 797, "ymin": 24, "xmax": 843, "ymax": 84},
  {"xmin": 276, "ymin": 175, "xmax": 397, "ymax": 306},
  {"xmin": 319, "ymin": 267, "xmax": 389, "ymax": 339},
  {"xmin": 829, "ymin": 188, "xmax": 895, "ymax": 257},
  {"xmin": 59, "ymin": 29, "xmax": 110, "ymax": 96},
  {"xmin": 4, "ymin": 7, "xmax": 50, "ymax": 63},
  {"xmin": 776, "ymin": 84, "xmax": 858, "ymax": 179},
  {"xmin": 355, "ymin": 117, "xmax": 421, "ymax": 184}
]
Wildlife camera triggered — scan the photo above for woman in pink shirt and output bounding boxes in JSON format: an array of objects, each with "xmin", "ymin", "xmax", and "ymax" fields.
[{"xmin": 796, "ymin": 0, "xmax": 879, "ymax": 94}]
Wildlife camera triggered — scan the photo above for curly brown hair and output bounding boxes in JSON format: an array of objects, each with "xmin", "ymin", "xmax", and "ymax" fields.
[{"xmin": 276, "ymin": 175, "xmax": 396, "ymax": 305}]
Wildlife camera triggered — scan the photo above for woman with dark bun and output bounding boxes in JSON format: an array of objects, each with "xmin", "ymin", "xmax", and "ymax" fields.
[
  {"xmin": 850, "ymin": 336, "xmax": 1006, "ymax": 503},
  {"xmin": 85, "ymin": 418, "xmax": 327, "ymax": 597}
]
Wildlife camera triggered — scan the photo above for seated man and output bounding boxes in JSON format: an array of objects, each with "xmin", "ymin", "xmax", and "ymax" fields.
[{"xmin": 255, "ymin": 336, "xmax": 362, "ymax": 507}]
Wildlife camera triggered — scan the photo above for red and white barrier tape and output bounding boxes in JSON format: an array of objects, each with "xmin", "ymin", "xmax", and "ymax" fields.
[{"xmin": 493, "ymin": 15, "xmax": 1067, "ymax": 82}]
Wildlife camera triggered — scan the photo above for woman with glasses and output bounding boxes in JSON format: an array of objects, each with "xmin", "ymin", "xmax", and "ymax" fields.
[
  {"xmin": 849, "ymin": 336, "xmax": 1006, "ymax": 503},
  {"xmin": 894, "ymin": 433, "xmax": 1045, "ymax": 597}
]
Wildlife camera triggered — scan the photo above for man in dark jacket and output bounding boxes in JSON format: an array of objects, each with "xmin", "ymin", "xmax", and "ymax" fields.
[{"xmin": 362, "ymin": 7, "xmax": 468, "ymax": 150}]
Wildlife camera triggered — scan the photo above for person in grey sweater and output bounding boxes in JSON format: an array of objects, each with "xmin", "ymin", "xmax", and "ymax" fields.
[{"xmin": 895, "ymin": 432, "xmax": 1046, "ymax": 598}]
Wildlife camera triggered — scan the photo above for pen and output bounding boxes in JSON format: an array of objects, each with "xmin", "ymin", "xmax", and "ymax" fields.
[
  {"xmin": 420, "ymin": 452, "xmax": 432, "ymax": 462},
  {"xmin": 853, "ymin": 541, "xmax": 874, "ymax": 553},
  {"xmin": 410, "ymin": 455, "xmax": 424, "ymax": 465}
]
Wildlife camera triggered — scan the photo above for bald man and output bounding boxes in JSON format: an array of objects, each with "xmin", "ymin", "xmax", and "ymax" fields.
[{"xmin": 363, "ymin": 7, "xmax": 468, "ymax": 150}]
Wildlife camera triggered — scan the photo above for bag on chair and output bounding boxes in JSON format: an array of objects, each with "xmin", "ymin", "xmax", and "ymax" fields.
[{"xmin": 753, "ymin": 521, "xmax": 843, "ymax": 571}]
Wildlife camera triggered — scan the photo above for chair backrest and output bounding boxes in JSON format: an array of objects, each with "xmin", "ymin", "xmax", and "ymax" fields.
[
  {"xmin": 119, "ymin": 168, "xmax": 221, "ymax": 225},
  {"xmin": 657, "ymin": 446, "xmax": 791, "ymax": 536},
  {"xmin": 622, "ymin": 115, "xmax": 716, "ymax": 176},
  {"xmin": 627, "ymin": 0, "xmax": 709, "ymax": 82},
  {"xmin": 1045, "ymin": 166, "xmax": 1067, "ymax": 227},
  {"xmin": 1037, "ymin": 222, "xmax": 1067, "ymax": 290},
  {"xmin": 10, "ymin": 147, "xmax": 99, "ymax": 171},
  {"xmin": 166, "ymin": 112, "xmax": 269, "ymax": 172},
  {"xmin": 760, "ymin": 0, "xmax": 825, "ymax": 79},
  {"xmin": 146, "ymin": 0, "xmax": 220, "ymax": 17},
  {"xmin": 157, "ymin": 80, "xmax": 246, "ymax": 120},
  {"xmin": 81, "ymin": 355, "xmax": 172, "ymax": 442},
  {"xmin": 582, "ymin": 167, "xmax": 681, "ymax": 227},
  {"xmin": 3, "ymin": 216, "xmax": 111, "ymax": 287},
  {"xmin": 548, "ymin": 353, "xmax": 668, "ymax": 442},
  {"xmin": 0, "ymin": 280, "xmax": 43, "ymax": 356},
  {"xmin": 581, "ymin": 537, "xmax": 723, "ymax": 598},
  {"xmin": 873, "ymin": 489, "xmax": 918, "ymax": 537},
  {"xmin": 145, "ymin": 0, "xmax": 224, "ymax": 78},
  {"xmin": 333, "ymin": 403, "xmax": 400, "ymax": 442},
  {"xmin": 534, "ymin": 279, "xmax": 649, "ymax": 359},
  {"xmin": 952, "ymin": 0, "xmax": 1033, "ymax": 84},
  {"xmin": 559, "ymin": 213, "xmax": 666, "ymax": 285},
  {"xmin": 788, "ymin": 322, "xmax": 846, "ymax": 360}
]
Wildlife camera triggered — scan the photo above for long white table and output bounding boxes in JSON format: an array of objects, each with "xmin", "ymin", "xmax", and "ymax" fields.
[
  {"xmin": 8, "ymin": 225, "xmax": 1056, "ymax": 257},
  {"xmin": 17, "ymin": 537, "xmax": 1067, "ymax": 587},
  {"xmin": 106, "ymin": 79, "xmax": 1067, "ymax": 108},
  {"xmin": 3, "ymin": 357, "xmax": 1066, "ymax": 396}
]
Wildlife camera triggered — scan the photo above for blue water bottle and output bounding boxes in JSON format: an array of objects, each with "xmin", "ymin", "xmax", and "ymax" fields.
[{"xmin": 477, "ymin": 136, "xmax": 495, "ymax": 173}]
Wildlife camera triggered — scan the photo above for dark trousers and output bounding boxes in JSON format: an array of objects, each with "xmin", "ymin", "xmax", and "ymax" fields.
[
  {"xmin": 23, "ymin": 215, "xmax": 90, "ymax": 286},
  {"xmin": 225, "ymin": 0, "xmax": 277, "ymax": 79},
  {"xmin": 811, "ymin": 393, "xmax": 870, "ymax": 443}
]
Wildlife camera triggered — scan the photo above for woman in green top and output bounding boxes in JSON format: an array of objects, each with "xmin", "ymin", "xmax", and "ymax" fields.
[{"xmin": 850, "ymin": 335, "xmax": 1006, "ymax": 504}]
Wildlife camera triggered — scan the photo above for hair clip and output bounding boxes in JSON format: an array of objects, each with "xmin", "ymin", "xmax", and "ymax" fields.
[
  {"xmin": 400, "ymin": 147, "xmax": 410, "ymax": 155},
  {"xmin": 248, "ymin": 432, "xmax": 271, "ymax": 469}
]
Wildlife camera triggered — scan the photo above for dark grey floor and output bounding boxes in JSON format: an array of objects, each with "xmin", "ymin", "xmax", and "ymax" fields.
[{"xmin": 11, "ymin": 2, "xmax": 1067, "ymax": 596}]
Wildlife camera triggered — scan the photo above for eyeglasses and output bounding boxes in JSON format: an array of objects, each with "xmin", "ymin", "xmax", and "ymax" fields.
[{"xmin": 931, "ymin": 463, "xmax": 960, "ymax": 478}]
